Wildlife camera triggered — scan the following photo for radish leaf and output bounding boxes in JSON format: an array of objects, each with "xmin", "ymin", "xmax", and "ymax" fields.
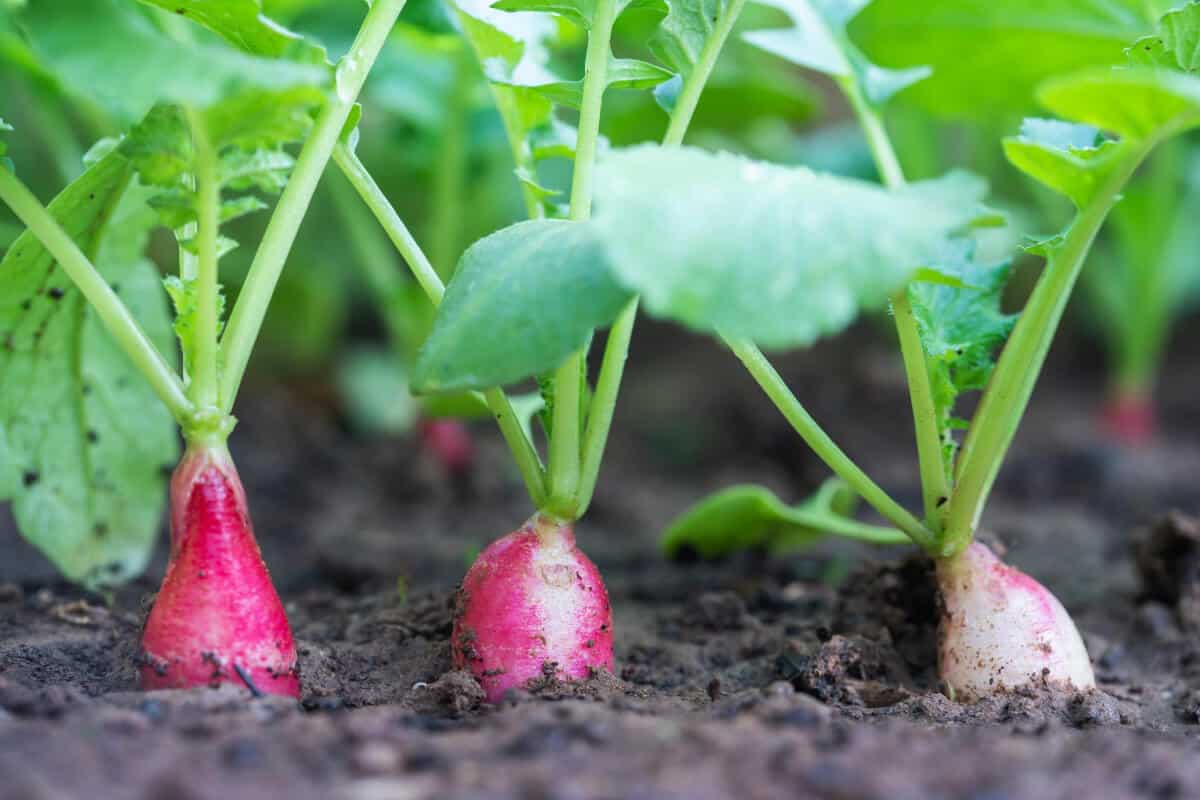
[
  {"xmin": 850, "ymin": 0, "xmax": 1152, "ymax": 117},
  {"xmin": 0, "ymin": 151, "xmax": 178, "ymax": 589},
  {"xmin": 662, "ymin": 478, "xmax": 907, "ymax": 559},
  {"xmin": 744, "ymin": 0, "xmax": 929, "ymax": 107},
  {"xmin": 907, "ymin": 242, "xmax": 1015, "ymax": 475},
  {"xmin": 412, "ymin": 219, "xmax": 631, "ymax": 392},
  {"xmin": 135, "ymin": 0, "xmax": 325, "ymax": 60},
  {"xmin": 592, "ymin": 145, "xmax": 992, "ymax": 349},
  {"xmin": 20, "ymin": 0, "xmax": 328, "ymax": 124}
]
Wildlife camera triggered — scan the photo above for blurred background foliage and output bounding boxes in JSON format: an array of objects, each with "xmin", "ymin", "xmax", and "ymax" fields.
[{"xmin": 2, "ymin": 0, "xmax": 1198, "ymax": 441}]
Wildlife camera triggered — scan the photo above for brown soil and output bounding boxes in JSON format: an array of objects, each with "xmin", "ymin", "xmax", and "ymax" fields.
[{"xmin": 3, "ymin": 321, "xmax": 1200, "ymax": 799}]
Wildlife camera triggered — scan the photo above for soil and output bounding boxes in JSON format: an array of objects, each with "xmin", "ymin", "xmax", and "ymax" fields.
[{"xmin": 3, "ymin": 319, "xmax": 1200, "ymax": 799}]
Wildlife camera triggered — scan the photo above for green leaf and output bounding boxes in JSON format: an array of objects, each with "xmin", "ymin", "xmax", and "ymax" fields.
[
  {"xmin": 513, "ymin": 57, "xmax": 674, "ymax": 108},
  {"xmin": 661, "ymin": 478, "xmax": 908, "ymax": 559},
  {"xmin": 1037, "ymin": 66, "xmax": 1200, "ymax": 141},
  {"xmin": 135, "ymin": 0, "xmax": 325, "ymax": 60},
  {"xmin": 163, "ymin": 274, "xmax": 227, "ymax": 378},
  {"xmin": 1002, "ymin": 117, "xmax": 1124, "ymax": 208},
  {"xmin": 0, "ymin": 117, "xmax": 11, "ymax": 161},
  {"xmin": 907, "ymin": 241, "xmax": 1015, "ymax": 476},
  {"xmin": 21, "ymin": 0, "xmax": 328, "ymax": 124},
  {"xmin": 452, "ymin": 0, "xmax": 573, "ymax": 210},
  {"xmin": 0, "ymin": 150, "xmax": 178, "ymax": 588},
  {"xmin": 492, "ymin": 0, "xmax": 596, "ymax": 29},
  {"xmin": 412, "ymin": 219, "xmax": 632, "ymax": 392},
  {"xmin": 1128, "ymin": 2, "xmax": 1200, "ymax": 70},
  {"xmin": 850, "ymin": 0, "xmax": 1152, "ymax": 117},
  {"xmin": 649, "ymin": 0, "xmax": 746, "ymax": 93},
  {"xmin": 591, "ymin": 145, "xmax": 992, "ymax": 348},
  {"xmin": 744, "ymin": 0, "xmax": 929, "ymax": 107}
]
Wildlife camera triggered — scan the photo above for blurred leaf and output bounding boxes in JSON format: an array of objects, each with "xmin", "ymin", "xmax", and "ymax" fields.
[
  {"xmin": 21, "ymin": 0, "xmax": 328, "ymax": 124},
  {"xmin": 337, "ymin": 346, "xmax": 420, "ymax": 434},
  {"xmin": 850, "ymin": 0, "xmax": 1151, "ymax": 117},
  {"xmin": 744, "ymin": 0, "xmax": 929, "ymax": 106},
  {"xmin": 413, "ymin": 219, "xmax": 631, "ymax": 392},
  {"xmin": 136, "ymin": 0, "xmax": 326, "ymax": 61},
  {"xmin": 0, "ymin": 150, "xmax": 178, "ymax": 588},
  {"xmin": 591, "ymin": 145, "xmax": 993, "ymax": 349},
  {"xmin": 1038, "ymin": 66, "xmax": 1200, "ymax": 141},
  {"xmin": 662, "ymin": 478, "xmax": 908, "ymax": 559}
]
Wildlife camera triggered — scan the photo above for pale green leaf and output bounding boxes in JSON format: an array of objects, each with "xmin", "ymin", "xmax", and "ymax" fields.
[
  {"xmin": 0, "ymin": 151, "xmax": 178, "ymax": 588},
  {"xmin": 744, "ymin": 0, "xmax": 929, "ymax": 107},
  {"xmin": 592, "ymin": 145, "xmax": 992, "ymax": 348},
  {"xmin": 1037, "ymin": 66, "xmax": 1200, "ymax": 140},
  {"xmin": 1002, "ymin": 117, "xmax": 1123, "ymax": 207},
  {"xmin": 850, "ymin": 0, "xmax": 1152, "ymax": 117},
  {"xmin": 661, "ymin": 478, "xmax": 907, "ymax": 559},
  {"xmin": 136, "ymin": 0, "xmax": 325, "ymax": 60},
  {"xmin": 412, "ymin": 220, "xmax": 632, "ymax": 392},
  {"xmin": 21, "ymin": 0, "xmax": 328, "ymax": 124}
]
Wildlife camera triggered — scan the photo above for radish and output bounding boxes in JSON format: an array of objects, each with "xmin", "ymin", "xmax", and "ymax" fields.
[
  {"xmin": 140, "ymin": 444, "xmax": 299, "ymax": 697},
  {"xmin": 936, "ymin": 542, "xmax": 1094, "ymax": 701},
  {"xmin": 1100, "ymin": 388, "xmax": 1156, "ymax": 447},
  {"xmin": 420, "ymin": 418, "xmax": 475, "ymax": 477},
  {"xmin": 451, "ymin": 515, "xmax": 613, "ymax": 702}
]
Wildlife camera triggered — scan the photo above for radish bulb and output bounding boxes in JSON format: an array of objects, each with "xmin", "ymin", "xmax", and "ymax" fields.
[
  {"xmin": 140, "ymin": 443, "xmax": 299, "ymax": 697},
  {"xmin": 936, "ymin": 542, "xmax": 1094, "ymax": 701},
  {"xmin": 452, "ymin": 514, "xmax": 613, "ymax": 702},
  {"xmin": 1100, "ymin": 387, "xmax": 1156, "ymax": 446}
]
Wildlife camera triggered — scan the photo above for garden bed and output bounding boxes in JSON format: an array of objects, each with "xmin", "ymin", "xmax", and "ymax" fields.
[{"xmin": 3, "ymin": 323, "xmax": 1200, "ymax": 799}]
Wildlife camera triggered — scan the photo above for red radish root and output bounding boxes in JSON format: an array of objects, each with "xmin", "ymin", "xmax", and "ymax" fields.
[
  {"xmin": 140, "ymin": 444, "xmax": 299, "ymax": 697},
  {"xmin": 420, "ymin": 418, "xmax": 475, "ymax": 476},
  {"xmin": 452, "ymin": 515, "xmax": 613, "ymax": 702},
  {"xmin": 937, "ymin": 542, "xmax": 1094, "ymax": 701},
  {"xmin": 1101, "ymin": 388, "xmax": 1156, "ymax": 446}
]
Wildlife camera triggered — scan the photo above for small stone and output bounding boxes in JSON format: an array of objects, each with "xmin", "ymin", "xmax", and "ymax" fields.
[{"xmin": 352, "ymin": 742, "xmax": 401, "ymax": 775}]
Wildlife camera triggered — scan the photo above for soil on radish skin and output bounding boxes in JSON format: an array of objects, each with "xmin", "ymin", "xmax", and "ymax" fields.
[{"xmin": 4, "ymin": 320, "xmax": 1200, "ymax": 799}]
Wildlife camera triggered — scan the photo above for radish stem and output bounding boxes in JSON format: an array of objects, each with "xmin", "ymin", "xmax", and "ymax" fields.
[
  {"xmin": 185, "ymin": 107, "xmax": 221, "ymax": 412},
  {"xmin": 332, "ymin": 143, "xmax": 548, "ymax": 506},
  {"xmin": 218, "ymin": 0, "xmax": 408, "ymax": 414},
  {"xmin": 945, "ymin": 137, "xmax": 1156, "ymax": 551}
]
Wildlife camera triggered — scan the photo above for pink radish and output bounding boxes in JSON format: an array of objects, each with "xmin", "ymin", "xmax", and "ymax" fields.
[
  {"xmin": 937, "ymin": 542, "xmax": 1094, "ymax": 701},
  {"xmin": 140, "ymin": 444, "xmax": 299, "ymax": 697},
  {"xmin": 420, "ymin": 418, "xmax": 475, "ymax": 476},
  {"xmin": 452, "ymin": 515, "xmax": 613, "ymax": 702},
  {"xmin": 1100, "ymin": 388, "xmax": 1156, "ymax": 446}
]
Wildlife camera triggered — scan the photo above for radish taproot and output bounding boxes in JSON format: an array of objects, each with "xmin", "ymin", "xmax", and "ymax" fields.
[
  {"xmin": 140, "ymin": 444, "xmax": 299, "ymax": 696},
  {"xmin": 452, "ymin": 515, "xmax": 613, "ymax": 702},
  {"xmin": 936, "ymin": 542, "xmax": 1094, "ymax": 700}
]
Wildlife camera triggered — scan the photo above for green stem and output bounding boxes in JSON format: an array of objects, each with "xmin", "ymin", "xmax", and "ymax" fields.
[
  {"xmin": 0, "ymin": 166, "xmax": 192, "ymax": 421},
  {"xmin": 575, "ymin": 297, "xmax": 636, "ymax": 516},
  {"xmin": 786, "ymin": 512, "xmax": 911, "ymax": 545},
  {"xmin": 545, "ymin": 0, "xmax": 619, "ymax": 516},
  {"xmin": 576, "ymin": 0, "xmax": 749, "ymax": 515},
  {"xmin": 333, "ymin": 144, "xmax": 445, "ymax": 305},
  {"xmin": 185, "ymin": 108, "xmax": 221, "ymax": 411},
  {"xmin": 218, "ymin": 0, "xmax": 407, "ymax": 413},
  {"xmin": 839, "ymin": 75, "xmax": 949, "ymax": 533},
  {"xmin": 332, "ymin": 143, "xmax": 547, "ymax": 506},
  {"xmin": 944, "ymin": 139, "xmax": 1153, "ymax": 552},
  {"xmin": 661, "ymin": 0, "xmax": 749, "ymax": 146},
  {"xmin": 328, "ymin": 173, "xmax": 410, "ymax": 353},
  {"xmin": 429, "ymin": 46, "xmax": 471, "ymax": 279},
  {"xmin": 892, "ymin": 290, "xmax": 948, "ymax": 528},
  {"xmin": 727, "ymin": 337, "xmax": 936, "ymax": 550}
]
